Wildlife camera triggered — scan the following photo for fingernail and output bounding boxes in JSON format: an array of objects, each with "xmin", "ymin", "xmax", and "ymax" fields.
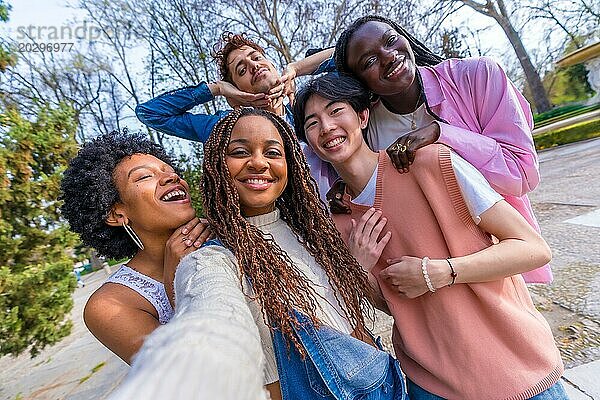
[
  {"xmin": 185, "ymin": 240, "xmax": 192, "ymax": 246},
  {"xmin": 182, "ymin": 228, "xmax": 189, "ymax": 234},
  {"xmin": 194, "ymin": 241, "xmax": 201, "ymax": 247}
]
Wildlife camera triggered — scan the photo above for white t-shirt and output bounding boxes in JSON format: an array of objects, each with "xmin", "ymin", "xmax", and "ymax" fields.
[
  {"xmin": 351, "ymin": 151, "xmax": 503, "ymax": 225},
  {"xmin": 367, "ymin": 101, "xmax": 432, "ymax": 150},
  {"xmin": 357, "ymin": 100, "xmax": 503, "ymax": 224}
]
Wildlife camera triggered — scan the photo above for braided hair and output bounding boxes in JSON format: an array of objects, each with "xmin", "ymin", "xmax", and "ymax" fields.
[
  {"xmin": 334, "ymin": 15, "xmax": 446, "ymax": 122},
  {"xmin": 203, "ymin": 108, "xmax": 373, "ymax": 353},
  {"xmin": 334, "ymin": 15, "xmax": 443, "ymax": 74}
]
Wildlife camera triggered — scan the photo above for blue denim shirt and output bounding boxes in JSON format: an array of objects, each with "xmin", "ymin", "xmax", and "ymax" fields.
[
  {"xmin": 272, "ymin": 312, "xmax": 406, "ymax": 400},
  {"xmin": 135, "ymin": 82, "xmax": 291, "ymax": 143},
  {"xmin": 135, "ymin": 57, "xmax": 334, "ymax": 143}
]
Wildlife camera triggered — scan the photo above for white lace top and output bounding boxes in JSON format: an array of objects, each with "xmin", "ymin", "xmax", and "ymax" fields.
[{"xmin": 105, "ymin": 265, "xmax": 174, "ymax": 324}]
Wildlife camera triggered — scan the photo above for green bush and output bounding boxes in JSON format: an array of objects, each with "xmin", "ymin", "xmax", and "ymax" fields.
[
  {"xmin": 107, "ymin": 257, "xmax": 129, "ymax": 267},
  {"xmin": 0, "ymin": 261, "xmax": 75, "ymax": 357},
  {"xmin": 534, "ymin": 119, "xmax": 600, "ymax": 150},
  {"xmin": 0, "ymin": 104, "xmax": 79, "ymax": 357},
  {"xmin": 534, "ymin": 104, "xmax": 600, "ymax": 127}
]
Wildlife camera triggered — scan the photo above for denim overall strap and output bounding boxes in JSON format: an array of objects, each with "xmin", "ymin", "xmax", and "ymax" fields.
[
  {"xmin": 272, "ymin": 312, "xmax": 406, "ymax": 400},
  {"xmin": 200, "ymin": 238, "xmax": 224, "ymax": 248},
  {"xmin": 272, "ymin": 327, "xmax": 337, "ymax": 400}
]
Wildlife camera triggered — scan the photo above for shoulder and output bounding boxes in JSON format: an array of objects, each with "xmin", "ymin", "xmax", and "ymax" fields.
[
  {"xmin": 409, "ymin": 143, "xmax": 447, "ymax": 171},
  {"xmin": 83, "ymin": 284, "xmax": 161, "ymax": 363},
  {"xmin": 436, "ymin": 56, "xmax": 503, "ymax": 73},
  {"xmin": 429, "ymin": 57, "xmax": 507, "ymax": 85},
  {"xmin": 83, "ymin": 284, "xmax": 156, "ymax": 332},
  {"xmin": 84, "ymin": 283, "xmax": 153, "ymax": 316}
]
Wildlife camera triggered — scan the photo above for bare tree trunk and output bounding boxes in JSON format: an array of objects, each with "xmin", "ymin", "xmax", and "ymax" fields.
[
  {"xmin": 452, "ymin": 0, "xmax": 552, "ymax": 112},
  {"xmin": 495, "ymin": 13, "xmax": 552, "ymax": 112}
]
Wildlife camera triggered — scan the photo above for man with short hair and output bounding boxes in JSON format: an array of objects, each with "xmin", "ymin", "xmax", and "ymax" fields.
[{"xmin": 136, "ymin": 32, "xmax": 335, "ymax": 198}]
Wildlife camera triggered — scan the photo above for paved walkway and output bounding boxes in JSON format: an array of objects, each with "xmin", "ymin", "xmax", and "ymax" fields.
[
  {"xmin": 1, "ymin": 139, "xmax": 599, "ymax": 399},
  {"xmin": 0, "ymin": 270, "xmax": 128, "ymax": 400}
]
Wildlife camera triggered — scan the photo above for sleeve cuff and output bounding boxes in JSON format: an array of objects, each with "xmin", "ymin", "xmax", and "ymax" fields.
[{"xmin": 190, "ymin": 81, "xmax": 215, "ymax": 104}]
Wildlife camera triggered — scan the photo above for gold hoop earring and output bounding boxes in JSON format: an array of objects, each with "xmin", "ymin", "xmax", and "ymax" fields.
[{"xmin": 123, "ymin": 222, "xmax": 144, "ymax": 250}]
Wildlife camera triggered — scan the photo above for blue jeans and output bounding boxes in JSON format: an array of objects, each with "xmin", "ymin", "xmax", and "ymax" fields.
[{"xmin": 408, "ymin": 379, "xmax": 570, "ymax": 400}]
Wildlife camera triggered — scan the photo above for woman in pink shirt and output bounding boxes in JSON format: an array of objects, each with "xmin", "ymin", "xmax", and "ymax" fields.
[{"xmin": 332, "ymin": 15, "xmax": 550, "ymax": 283}]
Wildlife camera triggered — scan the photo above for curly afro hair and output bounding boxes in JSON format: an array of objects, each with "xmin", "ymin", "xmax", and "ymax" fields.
[{"xmin": 60, "ymin": 131, "xmax": 176, "ymax": 260}]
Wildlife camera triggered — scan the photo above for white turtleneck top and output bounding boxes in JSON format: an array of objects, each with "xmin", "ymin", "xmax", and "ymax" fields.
[
  {"xmin": 108, "ymin": 209, "xmax": 351, "ymax": 400},
  {"xmin": 244, "ymin": 209, "xmax": 353, "ymax": 383}
]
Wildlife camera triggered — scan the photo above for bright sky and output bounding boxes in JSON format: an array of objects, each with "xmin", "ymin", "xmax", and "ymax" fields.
[
  {"xmin": 2, "ymin": 0, "xmax": 571, "ymax": 120},
  {"xmin": 4, "ymin": 0, "xmax": 85, "ymax": 33},
  {"xmin": 3, "ymin": 0, "xmax": 510, "ymax": 59}
]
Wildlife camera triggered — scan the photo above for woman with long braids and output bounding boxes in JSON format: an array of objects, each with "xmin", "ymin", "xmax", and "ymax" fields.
[
  {"xmin": 108, "ymin": 108, "xmax": 406, "ymax": 400},
  {"xmin": 293, "ymin": 73, "xmax": 567, "ymax": 400},
  {"xmin": 330, "ymin": 15, "xmax": 550, "ymax": 283}
]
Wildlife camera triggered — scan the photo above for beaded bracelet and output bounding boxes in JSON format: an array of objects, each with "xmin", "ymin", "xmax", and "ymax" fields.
[
  {"xmin": 421, "ymin": 256, "xmax": 436, "ymax": 293},
  {"xmin": 446, "ymin": 258, "xmax": 458, "ymax": 286}
]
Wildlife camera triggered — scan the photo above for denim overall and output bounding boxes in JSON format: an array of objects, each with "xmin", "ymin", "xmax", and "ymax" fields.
[{"xmin": 272, "ymin": 312, "xmax": 407, "ymax": 400}]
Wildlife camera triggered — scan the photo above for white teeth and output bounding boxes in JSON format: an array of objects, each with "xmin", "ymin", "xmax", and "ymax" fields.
[
  {"xmin": 385, "ymin": 56, "xmax": 406, "ymax": 79},
  {"xmin": 245, "ymin": 178, "xmax": 270, "ymax": 184},
  {"xmin": 161, "ymin": 189, "xmax": 186, "ymax": 201},
  {"xmin": 324, "ymin": 137, "xmax": 346, "ymax": 149}
]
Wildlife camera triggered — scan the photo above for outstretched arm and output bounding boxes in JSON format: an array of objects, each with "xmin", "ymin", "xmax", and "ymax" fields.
[
  {"xmin": 380, "ymin": 199, "xmax": 551, "ymax": 298},
  {"xmin": 108, "ymin": 246, "xmax": 268, "ymax": 400},
  {"xmin": 135, "ymin": 82, "xmax": 268, "ymax": 143},
  {"xmin": 280, "ymin": 48, "xmax": 335, "ymax": 105}
]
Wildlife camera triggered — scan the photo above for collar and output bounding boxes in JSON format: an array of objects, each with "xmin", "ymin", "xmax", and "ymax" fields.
[
  {"xmin": 245, "ymin": 208, "xmax": 280, "ymax": 227},
  {"xmin": 418, "ymin": 65, "xmax": 445, "ymax": 108}
]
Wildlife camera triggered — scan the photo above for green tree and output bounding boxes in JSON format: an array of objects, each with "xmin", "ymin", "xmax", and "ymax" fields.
[
  {"xmin": 545, "ymin": 38, "xmax": 595, "ymax": 105},
  {"xmin": 547, "ymin": 64, "xmax": 594, "ymax": 104},
  {"xmin": 0, "ymin": 1, "xmax": 17, "ymax": 72},
  {"xmin": 0, "ymin": 103, "xmax": 80, "ymax": 357}
]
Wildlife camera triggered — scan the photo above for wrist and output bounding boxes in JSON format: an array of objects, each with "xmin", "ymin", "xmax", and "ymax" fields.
[
  {"xmin": 208, "ymin": 81, "xmax": 222, "ymax": 97},
  {"xmin": 286, "ymin": 62, "xmax": 299, "ymax": 78},
  {"xmin": 429, "ymin": 259, "xmax": 453, "ymax": 289}
]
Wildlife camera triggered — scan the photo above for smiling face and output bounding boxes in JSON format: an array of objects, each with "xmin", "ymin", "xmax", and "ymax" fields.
[
  {"xmin": 225, "ymin": 115, "xmax": 288, "ymax": 217},
  {"xmin": 346, "ymin": 21, "xmax": 417, "ymax": 97},
  {"xmin": 110, "ymin": 154, "xmax": 195, "ymax": 233},
  {"xmin": 303, "ymin": 94, "xmax": 369, "ymax": 166},
  {"xmin": 227, "ymin": 46, "xmax": 281, "ymax": 94}
]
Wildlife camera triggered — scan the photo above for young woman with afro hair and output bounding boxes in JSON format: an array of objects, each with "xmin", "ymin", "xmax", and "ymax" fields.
[{"xmin": 60, "ymin": 131, "xmax": 210, "ymax": 364}]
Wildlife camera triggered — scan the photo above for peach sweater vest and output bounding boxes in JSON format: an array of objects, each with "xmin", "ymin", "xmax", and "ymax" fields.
[{"xmin": 333, "ymin": 145, "xmax": 562, "ymax": 400}]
